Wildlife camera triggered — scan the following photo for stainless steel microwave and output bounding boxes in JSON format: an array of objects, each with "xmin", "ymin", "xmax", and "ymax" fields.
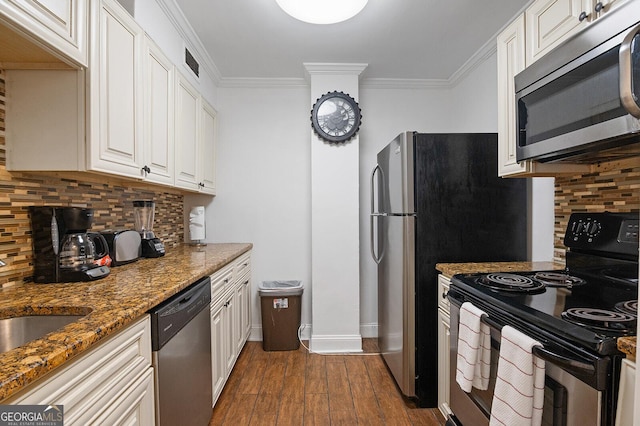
[{"xmin": 515, "ymin": 0, "xmax": 640, "ymax": 163}]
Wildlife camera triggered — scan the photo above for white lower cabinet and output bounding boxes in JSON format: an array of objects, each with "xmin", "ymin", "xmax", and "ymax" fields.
[
  {"xmin": 615, "ymin": 358, "xmax": 636, "ymax": 426},
  {"xmin": 437, "ymin": 274, "xmax": 452, "ymax": 419},
  {"xmin": 3, "ymin": 315, "xmax": 154, "ymax": 426},
  {"xmin": 210, "ymin": 251, "xmax": 252, "ymax": 406},
  {"xmin": 210, "ymin": 296, "xmax": 229, "ymax": 406}
]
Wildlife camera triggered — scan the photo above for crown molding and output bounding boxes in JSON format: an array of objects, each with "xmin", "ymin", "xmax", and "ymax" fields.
[
  {"xmin": 218, "ymin": 77, "xmax": 308, "ymax": 88},
  {"xmin": 304, "ymin": 63, "xmax": 368, "ymax": 79}
]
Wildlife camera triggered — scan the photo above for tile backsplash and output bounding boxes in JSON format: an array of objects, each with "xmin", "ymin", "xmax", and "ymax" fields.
[
  {"xmin": 0, "ymin": 70, "xmax": 184, "ymax": 287},
  {"xmin": 553, "ymin": 160, "xmax": 640, "ymax": 262}
]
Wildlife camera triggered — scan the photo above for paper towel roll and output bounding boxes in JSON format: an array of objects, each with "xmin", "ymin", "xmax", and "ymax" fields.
[{"xmin": 189, "ymin": 206, "xmax": 206, "ymax": 241}]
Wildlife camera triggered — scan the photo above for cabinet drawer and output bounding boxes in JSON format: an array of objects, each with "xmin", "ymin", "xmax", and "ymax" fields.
[
  {"xmin": 90, "ymin": 367, "xmax": 155, "ymax": 425},
  {"xmin": 233, "ymin": 252, "xmax": 251, "ymax": 279},
  {"xmin": 438, "ymin": 275, "xmax": 451, "ymax": 314},
  {"xmin": 5, "ymin": 315, "xmax": 152, "ymax": 425},
  {"xmin": 210, "ymin": 263, "xmax": 234, "ymax": 305}
]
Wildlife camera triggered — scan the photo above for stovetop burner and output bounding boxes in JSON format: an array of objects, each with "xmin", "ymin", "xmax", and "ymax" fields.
[
  {"xmin": 475, "ymin": 271, "xmax": 588, "ymax": 293},
  {"xmin": 561, "ymin": 307, "xmax": 637, "ymax": 333},
  {"xmin": 615, "ymin": 300, "xmax": 638, "ymax": 317},
  {"xmin": 533, "ymin": 271, "xmax": 586, "ymax": 288},
  {"xmin": 477, "ymin": 273, "xmax": 545, "ymax": 293}
]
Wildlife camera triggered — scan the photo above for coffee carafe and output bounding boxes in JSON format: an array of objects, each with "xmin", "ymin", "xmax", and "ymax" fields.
[
  {"xmin": 133, "ymin": 200, "xmax": 165, "ymax": 258},
  {"xmin": 30, "ymin": 207, "xmax": 111, "ymax": 283}
]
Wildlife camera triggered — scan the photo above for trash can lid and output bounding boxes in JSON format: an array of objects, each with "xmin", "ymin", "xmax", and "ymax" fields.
[
  {"xmin": 258, "ymin": 280, "xmax": 303, "ymax": 296},
  {"xmin": 259, "ymin": 280, "xmax": 303, "ymax": 290}
]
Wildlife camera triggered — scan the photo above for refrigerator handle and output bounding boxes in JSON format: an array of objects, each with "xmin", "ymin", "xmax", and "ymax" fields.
[
  {"xmin": 370, "ymin": 164, "xmax": 380, "ymax": 215},
  {"xmin": 370, "ymin": 164, "xmax": 383, "ymax": 264}
]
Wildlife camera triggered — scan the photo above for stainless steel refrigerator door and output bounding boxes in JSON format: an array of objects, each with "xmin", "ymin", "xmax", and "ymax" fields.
[
  {"xmin": 378, "ymin": 213, "xmax": 416, "ymax": 397},
  {"xmin": 376, "ymin": 132, "xmax": 415, "ymax": 215}
]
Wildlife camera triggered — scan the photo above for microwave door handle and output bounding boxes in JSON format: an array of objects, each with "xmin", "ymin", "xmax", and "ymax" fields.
[{"xmin": 619, "ymin": 22, "xmax": 640, "ymax": 118}]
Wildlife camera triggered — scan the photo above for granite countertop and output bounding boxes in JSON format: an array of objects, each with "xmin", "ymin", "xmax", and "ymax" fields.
[
  {"xmin": 436, "ymin": 261, "xmax": 563, "ymax": 278},
  {"xmin": 0, "ymin": 242, "xmax": 252, "ymax": 401},
  {"xmin": 618, "ymin": 337, "xmax": 637, "ymax": 361}
]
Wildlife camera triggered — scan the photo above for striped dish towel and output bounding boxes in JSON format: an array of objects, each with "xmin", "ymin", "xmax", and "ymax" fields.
[
  {"xmin": 455, "ymin": 302, "xmax": 491, "ymax": 392},
  {"xmin": 489, "ymin": 325, "xmax": 545, "ymax": 426}
]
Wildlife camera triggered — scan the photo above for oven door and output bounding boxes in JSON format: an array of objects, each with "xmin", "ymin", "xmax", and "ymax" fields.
[{"xmin": 448, "ymin": 300, "xmax": 603, "ymax": 426}]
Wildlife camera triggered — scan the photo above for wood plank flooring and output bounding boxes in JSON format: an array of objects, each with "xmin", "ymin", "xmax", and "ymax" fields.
[{"xmin": 210, "ymin": 341, "xmax": 446, "ymax": 425}]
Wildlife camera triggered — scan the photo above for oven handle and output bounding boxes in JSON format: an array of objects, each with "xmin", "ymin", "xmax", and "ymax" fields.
[{"xmin": 480, "ymin": 314, "xmax": 596, "ymax": 377}]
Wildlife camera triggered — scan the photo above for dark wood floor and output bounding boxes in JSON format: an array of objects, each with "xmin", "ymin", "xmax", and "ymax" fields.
[{"xmin": 210, "ymin": 340, "xmax": 446, "ymax": 425}]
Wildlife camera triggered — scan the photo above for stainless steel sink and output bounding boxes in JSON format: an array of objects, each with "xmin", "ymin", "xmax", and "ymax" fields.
[{"xmin": 0, "ymin": 315, "xmax": 85, "ymax": 353}]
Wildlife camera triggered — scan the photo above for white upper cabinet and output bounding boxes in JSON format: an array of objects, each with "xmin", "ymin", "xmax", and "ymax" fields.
[
  {"xmin": 142, "ymin": 35, "xmax": 175, "ymax": 186},
  {"xmin": 525, "ymin": 0, "xmax": 622, "ymax": 65},
  {"xmin": 4, "ymin": 0, "xmax": 217, "ymax": 194},
  {"xmin": 87, "ymin": 0, "xmax": 144, "ymax": 179},
  {"xmin": 200, "ymin": 100, "xmax": 217, "ymax": 195},
  {"xmin": 174, "ymin": 72, "xmax": 217, "ymax": 195},
  {"xmin": 525, "ymin": 0, "xmax": 585, "ymax": 65},
  {"xmin": 497, "ymin": 16, "xmax": 527, "ymax": 176},
  {"xmin": 0, "ymin": 0, "xmax": 88, "ymax": 67},
  {"xmin": 174, "ymin": 72, "xmax": 201, "ymax": 191}
]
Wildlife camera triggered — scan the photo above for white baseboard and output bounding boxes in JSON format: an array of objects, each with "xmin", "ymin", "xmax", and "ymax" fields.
[
  {"xmin": 359, "ymin": 322, "xmax": 378, "ymax": 338},
  {"xmin": 310, "ymin": 333, "xmax": 363, "ymax": 353},
  {"xmin": 249, "ymin": 323, "xmax": 378, "ymax": 342}
]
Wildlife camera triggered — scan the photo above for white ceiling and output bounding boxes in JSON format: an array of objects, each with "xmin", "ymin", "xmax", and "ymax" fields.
[{"xmin": 172, "ymin": 0, "xmax": 531, "ymax": 81}]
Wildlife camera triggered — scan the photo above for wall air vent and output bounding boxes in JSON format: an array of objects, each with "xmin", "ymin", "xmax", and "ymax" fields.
[{"xmin": 185, "ymin": 48, "xmax": 200, "ymax": 78}]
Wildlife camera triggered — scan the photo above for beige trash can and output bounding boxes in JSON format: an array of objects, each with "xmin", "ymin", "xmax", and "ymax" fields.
[{"xmin": 259, "ymin": 280, "xmax": 303, "ymax": 351}]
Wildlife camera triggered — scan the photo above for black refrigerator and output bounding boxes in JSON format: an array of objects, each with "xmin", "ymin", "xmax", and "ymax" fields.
[{"xmin": 370, "ymin": 131, "xmax": 528, "ymax": 407}]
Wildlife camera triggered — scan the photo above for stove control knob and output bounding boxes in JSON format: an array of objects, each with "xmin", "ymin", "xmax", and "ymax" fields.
[
  {"xmin": 584, "ymin": 220, "xmax": 601, "ymax": 241},
  {"xmin": 571, "ymin": 220, "xmax": 585, "ymax": 240}
]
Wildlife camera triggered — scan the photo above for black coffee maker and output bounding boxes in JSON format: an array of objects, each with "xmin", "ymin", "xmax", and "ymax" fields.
[{"xmin": 30, "ymin": 207, "xmax": 111, "ymax": 283}]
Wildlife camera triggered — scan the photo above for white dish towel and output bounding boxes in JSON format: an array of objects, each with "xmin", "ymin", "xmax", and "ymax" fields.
[
  {"xmin": 455, "ymin": 301, "xmax": 491, "ymax": 392},
  {"xmin": 490, "ymin": 325, "xmax": 545, "ymax": 426}
]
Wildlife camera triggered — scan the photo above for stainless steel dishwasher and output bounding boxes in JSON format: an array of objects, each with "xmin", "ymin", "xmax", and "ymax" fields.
[{"xmin": 149, "ymin": 276, "xmax": 212, "ymax": 426}]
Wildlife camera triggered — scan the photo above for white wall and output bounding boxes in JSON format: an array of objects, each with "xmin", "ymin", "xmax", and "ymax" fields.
[
  {"xmin": 185, "ymin": 85, "xmax": 313, "ymax": 340},
  {"xmin": 186, "ymin": 50, "xmax": 555, "ymax": 341}
]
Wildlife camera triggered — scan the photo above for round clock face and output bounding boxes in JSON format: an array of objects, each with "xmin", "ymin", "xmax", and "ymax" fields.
[{"xmin": 311, "ymin": 91, "xmax": 362, "ymax": 143}]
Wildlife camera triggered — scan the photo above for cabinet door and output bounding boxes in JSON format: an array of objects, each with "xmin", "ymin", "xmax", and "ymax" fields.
[
  {"xmin": 437, "ymin": 307, "xmax": 451, "ymax": 419},
  {"xmin": 225, "ymin": 292, "xmax": 237, "ymax": 374},
  {"xmin": 497, "ymin": 15, "xmax": 528, "ymax": 176},
  {"xmin": 235, "ymin": 274, "xmax": 251, "ymax": 353},
  {"xmin": 241, "ymin": 275, "xmax": 252, "ymax": 342},
  {"xmin": 525, "ymin": 0, "xmax": 586, "ymax": 65},
  {"xmin": 143, "ymin": 35, "xmax": 174, "ymax": 185},
  {"xmin": 174, "ymin": 72, "xmax": 201, "ymax": 190},
  {"xmin": 615, "ymin": 358, "xmax": 636, "ymax": 426},
  {"xmin": 200, "ymin": 99, "xmax": 217, "ymax": 195},
  {"xmin": 211, "ymin": 303, "xmax": 226, "ymax": 406},
  {"xmin": 89, "ymin": 0, "xmax": 144, "ymax": 178},
  {"xmin": 91, "ymin": 368, "xmax": 155, "ymax": 426},
  {"xmin": 0, "ymin": 0, "xmax": 88, "ymax": 66}
]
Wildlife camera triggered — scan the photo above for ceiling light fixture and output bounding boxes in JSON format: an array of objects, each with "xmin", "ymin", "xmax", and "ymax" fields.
[{"xmin": 276, "ymin": 0, "xmax": 368, "ymax": 24}]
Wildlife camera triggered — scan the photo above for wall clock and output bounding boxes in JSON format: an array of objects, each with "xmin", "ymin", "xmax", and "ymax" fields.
[{"xmin": 311, "ymin": 91, "xmax": 362, "ymax": 143}]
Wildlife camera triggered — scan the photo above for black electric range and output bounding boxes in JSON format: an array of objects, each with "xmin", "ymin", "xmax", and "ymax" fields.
[
  {"xmin": 446, "ymin": 212, "xmax": 638, "ymax": 426},
  {"xmin": 450, "ymin": 212, "xmax": 639, "ymax": 357}
]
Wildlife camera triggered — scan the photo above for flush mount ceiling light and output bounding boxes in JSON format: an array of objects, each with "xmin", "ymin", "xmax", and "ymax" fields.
[{"xmin": 276, "ymin": 0, "xmax": 368, "ymax": 24}]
